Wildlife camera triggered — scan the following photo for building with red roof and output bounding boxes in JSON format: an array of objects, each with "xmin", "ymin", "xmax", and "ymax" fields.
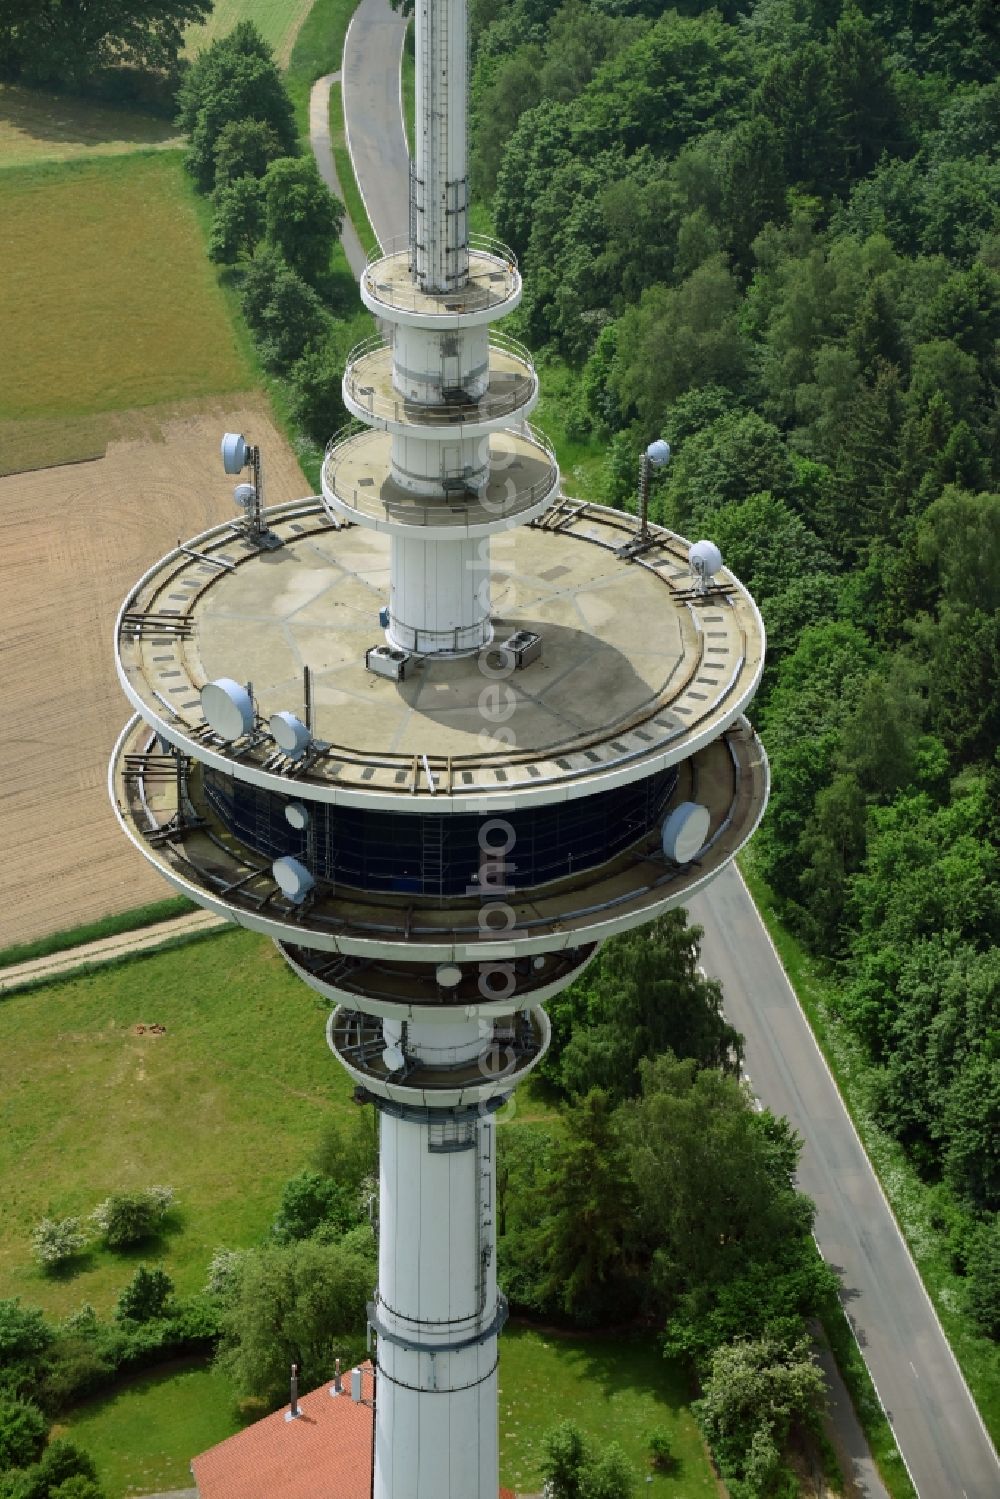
[{"xmin": 191, "ymin": 1366, "xmax": 516, "ymax": 1499}]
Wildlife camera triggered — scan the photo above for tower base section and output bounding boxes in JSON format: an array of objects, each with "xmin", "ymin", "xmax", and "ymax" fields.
[{"xmin": 373, "ymin": 1099, "xmax": 503, "ymax": 1499}]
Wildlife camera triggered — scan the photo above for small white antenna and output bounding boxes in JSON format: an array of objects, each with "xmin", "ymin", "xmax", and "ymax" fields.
[
  {"xmin": 270, "ymin": 711, "xmax": 312, "ymax": 760},
  {"xmin": 688, "ymin": 539, "xmax": 723, "ymax": 594}
]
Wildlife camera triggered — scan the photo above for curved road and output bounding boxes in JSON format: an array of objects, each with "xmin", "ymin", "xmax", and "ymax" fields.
[
  {"xmin": 331, "ymin": 8, "xmax": 1000, "ymax": 1495},
  {"xmin": 342, "ymin": 0, "xmax": 408, "ymax": 251}
]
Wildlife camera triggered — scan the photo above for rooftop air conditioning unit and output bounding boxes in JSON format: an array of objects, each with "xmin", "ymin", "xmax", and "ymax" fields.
[
  {"xmin": 366, "ymin": 644, "xmax": 410, "ymax": 681},
  {"xmin": 501, "ymin": 630, "xmax": 542, "ymax": 669}
]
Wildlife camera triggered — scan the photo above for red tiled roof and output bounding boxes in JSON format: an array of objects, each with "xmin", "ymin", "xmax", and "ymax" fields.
[
  {"xmin": 192, "ymin": 1367, "xmax": 374, "ymax": 1499},
  {"xmin": 191, "ymin": 1366, "xmax": 517, "ymax": 1499}
]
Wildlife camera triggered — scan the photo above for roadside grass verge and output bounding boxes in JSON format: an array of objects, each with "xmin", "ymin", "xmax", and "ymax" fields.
[
  {"xmin": 402, "ymin": 21, "xmax": 415, "ymax": 154},
  {"xmin": 740, "ymin": 856, "xmax": 1000, "ymax": 1449},
  {"xmin": 58, "ymin": 1363, "xmax": 243, "ymax": 1498},
  {"xmin": 818, "ymin": 1297, "xmax": 917, "ymax": 1499},
  {"xmin": 184, "ymin": 0, "xmax": 315, "ymax": 67},
  {"xmin": 0, "ymin": 898, "xmax": 194, "ymax": 972},
  {"xmin": 0, "ymin": 84, "xmax": 180, "ymax": 169},
  {"xmin": 285, "ymin": 0, "xmax": 361, "ymax": 132},
  {"xmin": 0, "ymin": 929, "xmax": 353, "ymax": 1318},
  {"xmin": 0, "ymin": 155, "xmax": 253, "ymax": 436},
  {"xmin": 329, "ymin": 81, "xmax": 379, "ymax": 252},
  {"xmin": 500, "ymin": 1326, "xmax": 718, "ymax": 1496}
]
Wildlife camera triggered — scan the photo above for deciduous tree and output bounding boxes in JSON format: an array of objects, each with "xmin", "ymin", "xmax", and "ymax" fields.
[
  {"xmin": 261, "ymin": 157, "xmax": 343, "ymax": 285},
  {"xmin": 177, "ymin": 23, "xmax": 297, "ymax": 193},
  {"xmin": 216, "ymin": 1239, "xmax": 373, "ymax": 1405},
  {"xmin": 0, "ymin": 0, "xmax": 211, "ymax": 85}
]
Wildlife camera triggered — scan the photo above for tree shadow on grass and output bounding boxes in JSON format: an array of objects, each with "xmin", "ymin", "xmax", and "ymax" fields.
[
  {"xmin": 506, "ymin": 1323, "xmax": 691, "ymax": 1410},
  {"xmin": 99, "ymin": 1208, "xmax": 187, "ymax": 1265},
  {"xmin": 40, "ymin": 1248, "xmax": 100, "ymax": 1282},
  {"xmin": 0, "ymin": 83, "xmax": 180, "ymax": 152}
]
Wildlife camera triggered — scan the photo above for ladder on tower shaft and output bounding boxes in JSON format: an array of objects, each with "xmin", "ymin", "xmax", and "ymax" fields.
[
  {"xmin": 417, "ymin": 0, "xmax": 454, "ymax": 280},
  {"xmin": 421, "ymin": 816, "xmax": 445, "ymax": 895}
]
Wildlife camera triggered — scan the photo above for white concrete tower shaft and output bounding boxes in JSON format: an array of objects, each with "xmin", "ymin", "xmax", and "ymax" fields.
[
  {"xmin": 374, "ymin": 1105, "xmax": 499, "ymax": 1493},
  {"xmin": 412, "ymin": 0, "xmax": 469, "ymax": 291},
  {"xmin": 371, "ymin": 1018, "xmax": 503, "ymax": 1499}
]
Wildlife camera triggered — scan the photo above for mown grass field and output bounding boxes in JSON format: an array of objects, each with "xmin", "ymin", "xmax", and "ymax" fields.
[
  {"xmin": 184, "ymin": 0, "xmax": 315, "ymax": 66},
  {"xmin": 0, "ymin": 930, "xmax": 352, "ymax": 1317},
  {"xmin": 0, "ymin": 154, "xmax": 252, "ymax": 425},
  {"xmin": 0, "ymin": 85, "xmax": 181, "ymax": 169},
  {"xmin": 0, "ymin": 930, "xmax": 556, "ymax": 1317}
]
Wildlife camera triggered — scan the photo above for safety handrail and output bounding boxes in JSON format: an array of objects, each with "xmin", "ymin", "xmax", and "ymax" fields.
[
  {"xmin": 343, "ymin": 332, "xmax": 537, "ymax": 426},
  {"xmin": 322, "ymin": 422, "xmax": 557, "ymax": 528}
]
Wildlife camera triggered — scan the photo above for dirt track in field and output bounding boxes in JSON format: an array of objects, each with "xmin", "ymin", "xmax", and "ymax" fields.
[{"xmin": 0, "ymin": 398, "xmax": 309, "ymax": 947}]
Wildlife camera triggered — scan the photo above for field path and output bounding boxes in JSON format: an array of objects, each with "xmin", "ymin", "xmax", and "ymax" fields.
[{"xmin": 0, "ymin": 911, "xmax": 227, "ymax": 995}]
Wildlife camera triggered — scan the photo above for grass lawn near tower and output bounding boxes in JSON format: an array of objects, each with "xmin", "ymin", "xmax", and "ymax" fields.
[
  {"xmin": 500, "ymin": 1327, "xmax": 720, "ymax": 1496},
  {"xmin": 52, "ymin": 1332, "xmax": 720, "ymax": 1499},
  {"xmin": 0, "ymin": 929, "xmax": 558, "ymax": 1318},
  {"xmin": 0, "ymin": 929, "xmax": 356, "ymax": 1318}
]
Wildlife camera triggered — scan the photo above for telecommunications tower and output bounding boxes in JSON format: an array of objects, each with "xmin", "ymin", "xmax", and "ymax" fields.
[{"xmin": 110, "ymin": 0, "xmax": 768, "ymax": 1493}]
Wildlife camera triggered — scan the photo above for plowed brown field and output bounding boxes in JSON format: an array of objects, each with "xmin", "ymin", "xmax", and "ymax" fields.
[{"xmin": 0, "ymin": 399, "xmax": 308, "ymax": 947}]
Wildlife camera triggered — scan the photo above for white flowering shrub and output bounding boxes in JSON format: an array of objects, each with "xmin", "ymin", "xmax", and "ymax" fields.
[
  {"xmin": 204, "ymin": 1247, "xmax": 246, "ymax": 1301},
  {"xmin": 31, "ymin": 1216, "xmax": 87, "ymax": 1270}
]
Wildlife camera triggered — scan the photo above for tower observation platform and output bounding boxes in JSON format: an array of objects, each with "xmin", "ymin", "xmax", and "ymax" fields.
[{"xmin": 110, "ymin": 0, "xmax": 768, "ymax": 1494}]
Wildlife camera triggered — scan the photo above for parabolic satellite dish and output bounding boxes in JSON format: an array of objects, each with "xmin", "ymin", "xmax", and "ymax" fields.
[
  {"xmin": 272, "ymin": 856, "xmax": 314, "ymax": 903},
  {"xmin": 201, "ymin": 678, "xmax": 254, "ymax": 741},
  {"xmin": 221, "ymin": 432, "xmax": 248, "ymax": 475},
  {"xmin": 270, "ymin": 711, "xmax": 312, "ymax": 759},
  {"xmin": 689, "ymin": 538, "xmax": 723, "ymax": 581},
  {"xmin": 661, "ymin": 801, "xmax": 711, "ymax": 863},
  {"xmin": 285, "ymin": 801, "xmax": 310, "ymax": 830}
]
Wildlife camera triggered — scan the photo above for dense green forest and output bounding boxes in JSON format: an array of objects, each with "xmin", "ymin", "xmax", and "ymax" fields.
[{"xmin": 468, "ymin": 0, "xmax": 999, "ymax": 1357}]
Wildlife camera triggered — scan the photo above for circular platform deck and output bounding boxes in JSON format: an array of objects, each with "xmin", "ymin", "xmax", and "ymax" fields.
[{"xmin": 115, "ymin": 498, "xmax": 764, "ymax": 811}]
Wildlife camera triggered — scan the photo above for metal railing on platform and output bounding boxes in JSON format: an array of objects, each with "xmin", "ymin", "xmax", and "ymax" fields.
[
  {"xmin": 322, "ymin": 421, "xmax": 558, "ymax": 529},
  {"xmin": 363, "ymin": 234, "xmax": 519, "ymax": 314},
  {"xmin": 344, "ymin": 329, "xmax": 536, "ymax": 426}
]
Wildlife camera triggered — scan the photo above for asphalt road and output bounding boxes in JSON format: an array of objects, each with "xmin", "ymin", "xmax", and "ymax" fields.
[
  {"xmin": 342, "ymin": 0, "xmax": 409, "ymax": 251},
  {"xmin": 689, "ymin": 866, "xmax": 1000, "ymax": 1499},
  {"xmin": 336, "ymin": 10, "xmax": 1000, "ymax": 1494}
]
